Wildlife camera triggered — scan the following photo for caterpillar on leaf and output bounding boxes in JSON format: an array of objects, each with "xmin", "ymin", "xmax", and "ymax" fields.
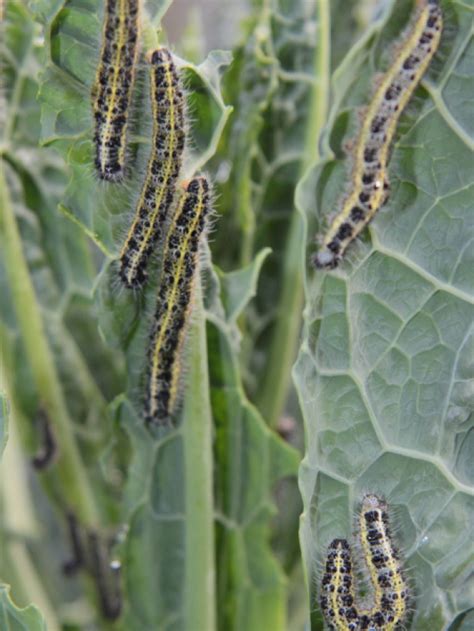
[
  {"xmin": 320, "ymin": 495, "xmax": 409, "ymax": 631},
  {"xmin": 92, "ymin": 0, "xmax": 140, "ymax": 182},
  {"xmin": 313, "ymin": 0, "xmax": 442, "ymax": 269},
  {"xmin": 145, "ymin": 176, "xmax": 211, "ymax": 425},
  {"xmin": 119, "ymin": 47, "xmax": 186, "ymax": 288}
]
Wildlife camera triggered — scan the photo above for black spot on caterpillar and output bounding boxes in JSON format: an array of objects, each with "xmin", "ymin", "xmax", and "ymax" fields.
[
  {"xmin": 313, "ymin": 0, "xmax": 443, "ymax": 269},
  {"xmin": 92, "ymin": 0, "xmax": 140, "ymax": 181},
  {"xmin": 145, "ymin": 176, "xmax": 210, "ymax": 425},
  {"xmin": 320, "ymin": 495, "xmax": 409, "ymax": 631},
  {"xmin": 119, "ymin": 47, "xmax": 186, "ymax": 289}
]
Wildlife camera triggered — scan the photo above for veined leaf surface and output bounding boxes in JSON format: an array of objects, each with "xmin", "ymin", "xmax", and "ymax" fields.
[{"xmin": 295, "ymin": 1, "xmax": 474, "ymax": 629}]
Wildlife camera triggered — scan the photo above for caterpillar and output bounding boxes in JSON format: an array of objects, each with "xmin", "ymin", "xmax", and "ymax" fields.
[
  {"xmin": 31, "ymin": 408, "xmax": 57, "ymax": 471},
  {"xmin": 145, "ymin": 177, "xmax": 210, "ymax": 424},
  {"xmin": 320, "ymin": 495, "xmax": 409, "ymax": 631},
  {"xmin": 313, "ymin": 0, "xmax": 443, "ymax": 269},
  {"xmin": 119, "ymin": 47, "xmax": 186, "ymax": 288},
  {"xmin": 92, "ymin": 0, "xmax": 140, "ymax": 182},
  {"xmin": 358, "ymin": 495, "xmax": 409, "ymax": 631},
  {"xmin": 320, "ymin": 539, "xmax": 359, "ymax": 631}
]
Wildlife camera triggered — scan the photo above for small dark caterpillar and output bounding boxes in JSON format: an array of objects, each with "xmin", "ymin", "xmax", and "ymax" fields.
[
  {"xmin": 145, "ymin": 177, "xmax": 210, "ymax": 424},
  {"xmin": 92, "ymin": 0, "xmax": 140, "ymax": 181},
  {"xmin": 62, "ymin": 512, "xmax": 84, "ymax": 576},
  {"xmin": 31, "ymin": 408, "xmax": 57, "ymax": 470},
  {"xmin": 119, "ymin": 48, "xmax": 186, "ymax": 288},
  {"xmin": 313, "ymin": 0, "xmax": 443, "ymax": 269},
  {"xmin": 320, "ymin": 495, "xmax": 409, "ymax": 631},
  {"xmin": 87, "ymin": 531, "xmax": 122, "ymax": 620}
]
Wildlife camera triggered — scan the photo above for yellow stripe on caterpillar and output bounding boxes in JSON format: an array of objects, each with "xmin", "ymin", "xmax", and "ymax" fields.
[
  {"xmin": 119, "ymin": 47, "xmax": 186, "ymax": 288},
  {"xmin": 145, "ymin": 177, "xmax": 210, "ymax": 425},
  {"xmin": 313, "ymin": 0, "xmax": 442, "ymax": 269},
  {"xmin": 92, "ymin": 0, "xmax": 140, "ymax": 182}
]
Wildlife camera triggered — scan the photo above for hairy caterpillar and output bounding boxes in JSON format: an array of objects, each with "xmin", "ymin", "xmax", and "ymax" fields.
[
  {"xmin": 358, "ymin": 495, "xmax": 408, "ymax": 631},
  {"xmin": 145, "ymin": 177, "xmax": 210, "ymax": 424},
  {"xmin": 320, "ymin": 495, "xmax": 409, "ymax": 631},
  {"xmin": 313, "ymin": 0, "xmax": 443, "ymax": 269},
  {"xmin": 320, "ymin": 539, "xmax": 359, "ymax": 631},
  {"xmin": 92, "ymin": 0, "xmax": 140, "ymax": 181},
  {"xmin": 119, "ymin": 47, "xmax": 186, "ymax": 288}
]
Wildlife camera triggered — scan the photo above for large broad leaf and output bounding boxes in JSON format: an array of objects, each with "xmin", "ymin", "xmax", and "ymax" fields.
[{"xmin": 295, "ymin": 1, "xmax": 473, "ymax": 629}]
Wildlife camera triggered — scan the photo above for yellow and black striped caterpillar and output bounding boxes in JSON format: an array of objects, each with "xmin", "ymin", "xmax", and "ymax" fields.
[
  {"xmin": 320, "ymin": 495, "xmax": 409, "ymax": 631},
  {"xmin": 92, "ymin": 0, "xmax": 140, "ymax": 181},
  {"xmin": 145, "ymin": 177, "xmax": 210, "ymax": 424},
  {"xmin": 119, "ymin": 48, "xmax": 186, "ymax": 288},
  {"xmin": 313, "ymin": 0, "xmax": 442, "ymax": 269}
]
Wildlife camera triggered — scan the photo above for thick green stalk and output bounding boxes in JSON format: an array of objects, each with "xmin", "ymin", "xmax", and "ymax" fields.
[
  {"xmin": 0, "ymin": 161, "xmax": 99, "ymax": 526},
  {"xmin": 183, "ymin": 281, "xmax": 216, "ymax": 631},
  {"xmin": 257, "ymin": 0, "xmax": 330, "ymax": 428}
]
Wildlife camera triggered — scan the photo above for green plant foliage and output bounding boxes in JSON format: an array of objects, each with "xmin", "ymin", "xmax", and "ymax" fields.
[
  {"xmin": 0, "ymin": 0, "xmax": 300, "ymax": 628},
  {"xmin": 1, "ymin": 0, "xmax": 472, "ymax": 628},
  {"xmin": 295, "ymin": 1, "xmax": 474, "ymax": 629},
  {"xmin": 0, "ymin": 586, "xmax": 47, "ymax": 631}
]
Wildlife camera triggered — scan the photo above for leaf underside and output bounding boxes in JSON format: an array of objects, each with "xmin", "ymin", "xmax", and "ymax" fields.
[{"xmin": 295, "ymin": 1, "xmax": 474, "ymax": 629}]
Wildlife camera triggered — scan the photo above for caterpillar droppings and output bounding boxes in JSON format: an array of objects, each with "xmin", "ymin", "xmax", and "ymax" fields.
[
  {"xmin": 145, "ymin": 176, "xmax": 210, "ymax": 425},
  {"xmin": 313, "ymin": 0, "xmax": 442, "ymax": 269},
  {"xmin": 92, "ymin": 0, "xmax": 140, "ymax": 182},
  {"xmin": 119, "ymin": 47, "xmax": 186, "ymax": 288},
  {"xmin": 319, "ymin": 496, "xmax": 409, "ymax": 631},
  {"xmin": 320, "ymin": 539, "xmax": 359, "ymax": 631}
]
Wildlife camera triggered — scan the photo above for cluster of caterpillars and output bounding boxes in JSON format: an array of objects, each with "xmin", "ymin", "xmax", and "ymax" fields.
[
  {"xmin": 92, "ymin": 1, "xmax": 210, "ymax": 425},
  {"xmin": 320, "ymin": 495, "xmax": 409, "ymax": 631},
  {"xmin": 119, "ymin": 48, "xmax": 186, "ymax": 289},
  {"xmin": 92, "ymin": 0, "xmax": 140, "ymax": 182},
  {"xmin": 313, "ymin": 0, "xmax": 442, "ymax": 269}
]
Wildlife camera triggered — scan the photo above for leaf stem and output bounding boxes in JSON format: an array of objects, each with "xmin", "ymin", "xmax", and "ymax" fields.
[
  {"xmin": 0, "ymin": 161, "xmax": 100, "ymax": 526},
  {"xmin": 257, "ymin": 0, "xmax": 330, "ymax": 428},
  {"xmin": 183, "ymin": 280, "xmax": 216, "ymax": 631}
]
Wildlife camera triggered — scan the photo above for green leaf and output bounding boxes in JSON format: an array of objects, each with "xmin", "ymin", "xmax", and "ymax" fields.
[
  {"xmin": 216, "ymin": 247, "xmax": 271, "ymax": 330},
  {"xmin": 0, "ymin": 586, "xmax": 47, "ymax": 631},
  {"xmin": 209, "ymin": 313, "xmax": 300, "ymax": 631},
  {"xmin": 295, "ymin": 1, "xmax": 474, "ymax": 629}
]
